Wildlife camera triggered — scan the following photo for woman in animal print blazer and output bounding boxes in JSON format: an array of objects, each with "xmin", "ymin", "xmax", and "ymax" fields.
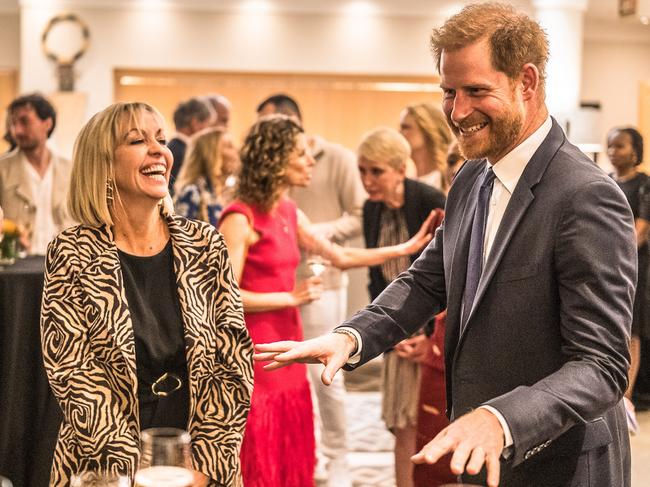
[{"xmin": 40, "ymin": 102, "xmax": 253, "ymax": 486}]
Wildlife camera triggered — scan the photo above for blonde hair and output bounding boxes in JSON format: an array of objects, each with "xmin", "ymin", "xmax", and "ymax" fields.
[
  {"xmin": 357, "ymin": 127, "xmax": 411, "ymax": 170},
  {"xmin": 403, "ymin": 102, "xmax": 453, "ymax": 190},
  {"xmin": 68, "ymin": 102, "xmax": 165, "ymax": 226},
  {"xmin": 174, "ymin": 127, "xmax": 227, "ymax": 195}
]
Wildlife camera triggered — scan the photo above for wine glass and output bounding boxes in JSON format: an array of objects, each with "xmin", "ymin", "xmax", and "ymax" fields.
[
  {"xmin": 306, "ymin": 252, "xmax": 327, "ymax": 278},
  {"xmin": 70, "ymin": 471, "xmax": 130, "ymax": 487},
  {"xmin": 135, "ymin": 428, "xmax": 194, "ymax": 487}
]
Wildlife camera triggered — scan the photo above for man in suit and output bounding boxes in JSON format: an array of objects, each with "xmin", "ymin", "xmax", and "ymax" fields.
[
  {"xmin": 167, "ymin": 97, "xmax": 213, "ymax": 194},
  {"xmin": 255, "ymin": 3, "xmax": 636, "ymax": 487},
  {"xmin": 0, "ymin": 93, "xmax": 74, "ymax": 255}
]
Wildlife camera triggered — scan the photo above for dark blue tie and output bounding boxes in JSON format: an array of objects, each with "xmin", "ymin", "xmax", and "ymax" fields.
[{"xmin": 462, "ymin": 167, "xmax": 496, "ymax": 329}]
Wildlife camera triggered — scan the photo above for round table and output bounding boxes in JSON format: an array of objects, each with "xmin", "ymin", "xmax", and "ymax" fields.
[{"xmin": 0, "ymin": 257, "xmax": 62, "ymax": 487}]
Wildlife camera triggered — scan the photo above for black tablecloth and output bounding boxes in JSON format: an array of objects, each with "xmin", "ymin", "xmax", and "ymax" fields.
[{"xmin": 0, "ymin": 257, "xmax": 62, "ymax": 487}]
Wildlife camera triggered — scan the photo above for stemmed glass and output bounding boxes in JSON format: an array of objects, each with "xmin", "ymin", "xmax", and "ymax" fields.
[
  {"xmin": 306, "ymin": 252, "xmax": 327, "ymax": 278},
  {"xmin": 135, "ymin": 428, "xmax": 194, "ymax": 487}
]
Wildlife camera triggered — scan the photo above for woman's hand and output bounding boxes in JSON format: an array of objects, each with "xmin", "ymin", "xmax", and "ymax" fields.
[
  {"xmin": 397, "ymin": 209, "xmax": 443, "ymax": 256},
  {"xmin": 290, "ymin": 276, "xmax": 323, "ymax": 306}
]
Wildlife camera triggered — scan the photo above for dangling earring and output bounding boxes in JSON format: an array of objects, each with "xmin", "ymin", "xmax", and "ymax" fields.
[{"xmin": 106, "ymin": 178, "xmax": 114, "ymax": 206}]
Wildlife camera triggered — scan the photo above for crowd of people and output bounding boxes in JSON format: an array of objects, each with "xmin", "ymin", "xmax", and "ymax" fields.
[{"xmin": 0, "ymin": 2, "xmax": 649, "ymax": 487}]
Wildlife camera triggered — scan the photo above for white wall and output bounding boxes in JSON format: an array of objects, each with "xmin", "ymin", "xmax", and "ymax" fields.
[
  {"xmin": 581, "ymin": 19, "xmax": 650, "ymax": 168},
  {"xmin": 0, "ymin": 12, "xmax": 19, "ymax": 68},
  {"xmin": 19, "ymin": 5, "xmax": 445, "ymax": 120}
]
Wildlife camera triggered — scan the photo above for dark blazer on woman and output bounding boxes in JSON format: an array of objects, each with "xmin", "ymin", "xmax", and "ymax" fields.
[
  {"xmin": 363, "ymin": 177, "xmax": 446, "ymax": 301},
  {"xmin": 41, "ymin": 212, "xmax": 253, "ymax": 486}
]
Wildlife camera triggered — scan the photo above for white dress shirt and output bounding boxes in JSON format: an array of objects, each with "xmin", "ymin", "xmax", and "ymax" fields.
[
  {"xmin": 343, "ymin": 116, "xmax": 553, "ymax": 449},
  {"xmin": 22, "ymin": 154, "xmax": 57, "ymax": 255}
]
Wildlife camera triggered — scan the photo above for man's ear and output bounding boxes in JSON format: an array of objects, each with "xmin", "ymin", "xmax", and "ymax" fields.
[{"xmin": 520, "ymin": 63, "xmax": 540, "ymax": 101}]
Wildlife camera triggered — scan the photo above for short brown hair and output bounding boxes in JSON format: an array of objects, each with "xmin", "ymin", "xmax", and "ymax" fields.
[
  {"xmin": 430, "ymin": 3, "xmax": 549, "ymax": 91},
  {"xmin": 237, "ymin": 114, "xmax": 303, "ymax": 212}
]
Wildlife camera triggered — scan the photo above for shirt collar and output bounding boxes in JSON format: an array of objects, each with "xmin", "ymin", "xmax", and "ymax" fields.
[{"xmin": 489, "ymin": 116, "xmax": 552, "ymax": 194}]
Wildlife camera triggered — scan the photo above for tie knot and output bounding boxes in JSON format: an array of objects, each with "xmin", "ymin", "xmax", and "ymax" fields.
[{"xmin": 482, "ymin": 167, "xmax": 496, "ymax": 188}]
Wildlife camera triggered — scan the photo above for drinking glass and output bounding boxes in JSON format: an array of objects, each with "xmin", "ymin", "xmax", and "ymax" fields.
[
  {"xmin": 70, "ymin": 472, "xmax": 130, "ymax": 487},
  {"xmin": 306, "ymin": 252, "xmax": 327, "ymax": 277},
  {"xmin": 135, "ymin": 428, "xmax": 194, "ymax": 487}
]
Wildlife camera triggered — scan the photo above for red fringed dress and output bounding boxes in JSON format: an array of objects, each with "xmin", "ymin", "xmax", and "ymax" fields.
[{"xmin": 220, "ymin": 198, "xmax": 315, "ymax": 487}]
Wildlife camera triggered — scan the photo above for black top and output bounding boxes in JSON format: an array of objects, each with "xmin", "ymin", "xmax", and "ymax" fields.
[
  {"xmin": 118, "ymin": 240, "xmax": 187, "ymax": 403},
  {"xmin": 615, "ymin": 172, "xmax": 650, "ymax": 221},
  {"xmin": 363, "ymin": 178, "xmax": 446, "ymax": 300}
]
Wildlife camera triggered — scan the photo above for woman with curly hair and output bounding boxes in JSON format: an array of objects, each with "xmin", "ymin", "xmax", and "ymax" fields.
[
  {"xmin": 174, "ymin": 127, "xmax": 239, "ymax": 226},
  {"xmin": 219, "ymin": 115, "xmax": 435, "ymax": 487},
  {"xmin": 399, "ymin": 102, "xmax": 453, "ymax": 193}
]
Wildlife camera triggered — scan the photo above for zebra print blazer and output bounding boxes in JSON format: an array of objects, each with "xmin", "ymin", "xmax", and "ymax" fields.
[{"xmin": 40, "ymin": 212, "xmax": 253, "ymax": 486}]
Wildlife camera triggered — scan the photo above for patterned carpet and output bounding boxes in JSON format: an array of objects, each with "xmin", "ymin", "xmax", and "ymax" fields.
[{"xmin": 313, "ymin": 357, "xmax": 397, "ymax": 487}]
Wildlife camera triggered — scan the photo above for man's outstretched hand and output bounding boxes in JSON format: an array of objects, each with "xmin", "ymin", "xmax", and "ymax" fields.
[
  {"xmin": 411, "ymin": 408, "xmax": 505, "ymax": 487},
  {"xmin": 253, "ymin": 332, "xmax": 357, "ymax": 385}
]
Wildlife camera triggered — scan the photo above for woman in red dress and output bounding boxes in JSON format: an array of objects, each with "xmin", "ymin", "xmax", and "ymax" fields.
[{"xmin": 219, "ymin": 115, "xmax": 436, "ymax": 487}]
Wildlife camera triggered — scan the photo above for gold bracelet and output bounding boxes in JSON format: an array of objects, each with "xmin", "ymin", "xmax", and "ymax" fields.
[{"xmin": 332, "ymin": 328, "xmax": 359, "ymax": 357}]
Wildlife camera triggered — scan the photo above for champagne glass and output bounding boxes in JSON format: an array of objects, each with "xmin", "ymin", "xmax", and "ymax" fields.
[
  {"xmin": 70, "ymin": 471, "xmax": 130, "ymax": 487},
  {"xmin": 306, "ymin": 252, "xmax": 327, "ymax": 278},
  {"xmin": 135, "ymin": 428, "xmax": 194, "ymax": 487}
]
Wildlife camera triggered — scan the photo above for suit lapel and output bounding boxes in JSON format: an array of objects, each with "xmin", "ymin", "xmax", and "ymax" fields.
[
  {"xmin": 460, "ymin": 119, "xmax": 565, "ymax": 332},
  {"xmin": 4, "ymin": 152, "xmax": 34, "ymax": 205},
  {"xmin": 445, "ymin": 161, "xmax": 486, "ymax": 358}
]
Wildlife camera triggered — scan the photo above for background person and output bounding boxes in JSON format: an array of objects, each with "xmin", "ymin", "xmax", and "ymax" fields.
[
  {"xmin": 41, "ymin": 102, "xmax": 253, "ymax": 486},
  {"xmin": 256, "ymin": 93, "xmax": 366, "ymax": 487},
  {"xmin": 0, "ymin": 93, "xmax": 75, "ymax": 254},
  {"xmin": 357, "ymin": 127, "xmax": 449, "ymax": 487},
  {"xmin": 174, "ymin": 127, "xmax": 240, "ymax": 226},
  {"xmin": 219, "ymin": 115, "xmax": 435, "ymax": 487},
  {"xmin": 167, "ymin": 97, "xmax": 214, "ymax": 194},
  {"xmin": 607, "ymin": 126, "xmax": 650, "ymax": 434},
  {"xmin": 399, "ymin": 102, "xmax": 453, "ymax": 193}
]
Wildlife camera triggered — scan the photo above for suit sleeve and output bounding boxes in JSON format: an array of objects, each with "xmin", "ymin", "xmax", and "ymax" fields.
[
  {"xmin": 40, "ymin": 235, "xmax": 139, "ymax": 470},
  {"xmin": 189, "ymin": 231, "xmax": 254, "ymax": 485},
  {"xmin": 342, "ymin": 221, "xmax": 448, "ymax": 369},
  {"xmin": 486, "ymin": 178, "xmax": 636, "ymax": 466}
]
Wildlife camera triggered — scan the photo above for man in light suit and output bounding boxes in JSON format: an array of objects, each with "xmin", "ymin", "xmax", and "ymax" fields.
[
  {"xmin": 255, "ymin": 3, "xmax": 636, "ymax": 487},
  {"xmin": 0, "ymin": 93, "xmax": 74, "ymax": 255}
]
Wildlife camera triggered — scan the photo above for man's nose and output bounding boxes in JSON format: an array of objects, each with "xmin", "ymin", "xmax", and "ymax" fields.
[{"xmin": 450, "ymin": 92, "xmax": 473, "ymax": 123}]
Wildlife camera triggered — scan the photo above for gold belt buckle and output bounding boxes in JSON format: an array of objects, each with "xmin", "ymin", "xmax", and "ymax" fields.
[{"xmin": 151, "ymin": 372, "xmax": 182, "ymax": 397}]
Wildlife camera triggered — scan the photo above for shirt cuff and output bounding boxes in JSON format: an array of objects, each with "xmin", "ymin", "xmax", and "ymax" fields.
[
  {"xmin": 334, "ymin": 327, "xmax": 363, "ymax": 365},
  {"xmin": 479, "ymin": 405, "xmax": 513, "ymax": 448}
]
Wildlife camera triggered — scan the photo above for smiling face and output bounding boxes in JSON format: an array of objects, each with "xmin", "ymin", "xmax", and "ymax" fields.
[
  {"xmin": 112, "ymin": 110, "xmax": 172, "ymax": 207},
  {"xmin": 283, "ymin": 133, "xmax": 315, "ymax": 187},
  {"xmin": 440, "ymin": 40, "xmax": 525, "ymax": 163}
]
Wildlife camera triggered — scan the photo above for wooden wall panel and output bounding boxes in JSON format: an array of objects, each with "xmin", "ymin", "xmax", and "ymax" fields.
[
  {"xmin": 639, "ymin": 81, "xmax": 650, "ymax": 173},
  {"xmin": 0, "ymin": 70, "xmax": 18, "ymax": 153},
  {"xmin": 114, "ymin": 69, "xmax": 442, "ymax": 152}
]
